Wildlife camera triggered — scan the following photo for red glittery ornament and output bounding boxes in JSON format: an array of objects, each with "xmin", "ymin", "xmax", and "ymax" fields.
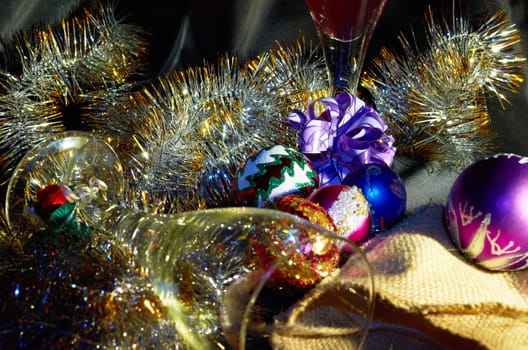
[{"xmin": 248, "ymin": 221, "xmax": 340, "ymax": 290}]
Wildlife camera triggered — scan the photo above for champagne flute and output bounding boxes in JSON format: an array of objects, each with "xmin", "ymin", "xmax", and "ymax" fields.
[{"xmin": 306, "ymin": 0, "xmax": 388, "ymax": 95}]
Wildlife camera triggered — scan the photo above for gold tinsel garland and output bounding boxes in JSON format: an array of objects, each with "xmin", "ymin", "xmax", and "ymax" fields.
[
  {"xmin": 0, "ymin": 2, "xmax": 525, "ymax": 211},
  {"xmin": 0, "ymin": 3, "xmax": 148, "ymax": 186},
  {"xmin": 363, "ymin": 7, "xmax": 526, "ymax": 167},
  {"xmin": 95, "ymin": 39, "xmax": 329, "ymax": 213}
]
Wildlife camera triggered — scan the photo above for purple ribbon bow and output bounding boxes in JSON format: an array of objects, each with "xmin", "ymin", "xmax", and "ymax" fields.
[{"xmin": 288, "ymin": 93, "xmax": 396, "ymax": 186}]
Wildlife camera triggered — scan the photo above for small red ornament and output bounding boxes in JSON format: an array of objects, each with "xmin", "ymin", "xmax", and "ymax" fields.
[{"xmin": 36, "ymin": 184, "xmax": 72, "ymax": 219}]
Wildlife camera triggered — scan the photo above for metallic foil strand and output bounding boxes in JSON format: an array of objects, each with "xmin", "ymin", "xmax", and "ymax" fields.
[
  {"xmin": 363, "ymin": 8, "xmax": 526, "ymax": 167},
  {"xmin": 0, "ymin": 225, "xmax": 178, "ymax": 349},
  {"xmin": 0, "ymin": 3, "xmax": 148, "ymax": 186},
  {"xmin": 101, "ymin": 42, "xmax": 327, "ymax": 213}
]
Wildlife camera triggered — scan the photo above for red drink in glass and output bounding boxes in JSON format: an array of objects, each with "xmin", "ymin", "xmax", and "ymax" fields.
[
  {"xmin": 306, "ymin": 0, "xmax": 388, "ymax": 94},
  {"xmin": 306, "ymin": 0, "xmax": 387, "ymax": 41}
]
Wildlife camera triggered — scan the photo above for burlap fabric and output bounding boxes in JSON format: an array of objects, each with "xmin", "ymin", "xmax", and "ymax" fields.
[{"xmin": 271, "ymin": 205, "xmax": 528, "ymax": 349}]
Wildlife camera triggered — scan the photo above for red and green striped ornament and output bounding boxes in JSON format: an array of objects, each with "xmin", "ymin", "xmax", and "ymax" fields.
[{"xmin": 234, "ymin": 145, "xmax": 319, "ymax": 207}]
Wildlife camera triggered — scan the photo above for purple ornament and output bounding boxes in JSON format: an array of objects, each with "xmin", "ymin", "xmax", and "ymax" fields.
[
  {"xmin": 445, "ymin": 153, "xmax": 528, "ymax": 271},
  {"xmin": 308, "ymin": 184, "xmax": 371, "ymax": 244},
  {"xmin": 288, "ymin": 93, "xmax": 396, "ymax": 186},
  {"xmin": 344, "ymin": 163, "xmax": 406, "ymax": 231}
]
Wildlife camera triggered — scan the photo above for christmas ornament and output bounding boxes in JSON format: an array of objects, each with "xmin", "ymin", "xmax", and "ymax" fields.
[
  {"xmin": 0, "ymin": 3, "xmax": 148, "ymax": 186},
  {"xmin": 35, "ymin": 184, "xmax": 92, "ymax": 237},
  {"xmin": 265, "ymin": 194, "xmax": 337, "ymax": 234},
  {"xmin": 363, "ymin": 8, "xmax": 526, "ymax": 167},
  {"xmin": 308, "ymin": 184, "xmax": 371, "ymax": 244},
  {"xmin": 248, "ymin": 216, "xmax": 341, "ymax": 290},
  {"xmin": 445, "ymin": 153, "xmax": 528, "ymax": 271},
  {"xmin": 289, "ymin": 92, "xmax": 395, "ymax": 186},
  {"xmin": 344, "ymin": 163, "xmax": 406, "ymax": 231},
  {"xmin": 233, "ymin": 145, "xmax": 319, "ymax": 207},
  {"xmin": 5, "ymin": 131, "xmax": 374, "ymax": 349}
]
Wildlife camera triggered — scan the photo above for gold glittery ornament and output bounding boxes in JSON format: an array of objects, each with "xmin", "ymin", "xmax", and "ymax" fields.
[
  {"xmin": 248, "ymin": 222, "xmax": 340, "ymax": 291},
  {"xmin": 265, "ymin": 194, "xmax": 338, "ymax": 233},
  {"xmin": 363, "ymin": 8, "xmax": 526, "ymax": 167}
]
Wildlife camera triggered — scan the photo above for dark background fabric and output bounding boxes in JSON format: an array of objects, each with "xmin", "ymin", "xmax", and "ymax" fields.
[{"xmin": 0, "ymin": 0, "xmax": 526, "ymax": 210}]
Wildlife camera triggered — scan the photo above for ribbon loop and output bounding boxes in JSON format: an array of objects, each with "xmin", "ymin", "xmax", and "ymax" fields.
[{"xmin": 288, "ymin": 93, "xmax": 396, "ymax": 186}]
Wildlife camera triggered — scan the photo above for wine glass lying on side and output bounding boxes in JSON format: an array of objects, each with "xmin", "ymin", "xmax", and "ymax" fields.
[{"xmin": 5, "ymin": 131, "xmax": 375, "ymax": 349}]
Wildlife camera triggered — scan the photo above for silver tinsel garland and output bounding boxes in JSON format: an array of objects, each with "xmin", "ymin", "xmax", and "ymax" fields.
[
  {"xmin": 0, "ymin": 3, "xmax": 148, "ymax": 186},
  {"xmin": 0, "ymin": 2, "xmax": 525, "ymax": 209},
  {"xmin": 363, "ymin": 7, "xmax": 526, "ymax": 167},
  {"xmin": 91, "ymin": 39, "xmax": 329, "ymax": 212}
]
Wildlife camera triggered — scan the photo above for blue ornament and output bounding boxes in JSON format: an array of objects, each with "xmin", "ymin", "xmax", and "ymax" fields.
[{"xmin": 344, "ymin": 163, "xmax": 406, "ymax": 231}]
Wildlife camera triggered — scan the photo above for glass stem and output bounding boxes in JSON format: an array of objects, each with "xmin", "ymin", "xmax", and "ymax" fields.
[{"xmin": 318, "ymin": 31, "xmax": 369, "ymax": 96}]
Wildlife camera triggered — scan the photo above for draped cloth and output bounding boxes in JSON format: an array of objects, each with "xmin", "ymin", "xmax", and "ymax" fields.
[{"xmin": 272, "ymin": 205, "xmax": 528, "ymax": 349}]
